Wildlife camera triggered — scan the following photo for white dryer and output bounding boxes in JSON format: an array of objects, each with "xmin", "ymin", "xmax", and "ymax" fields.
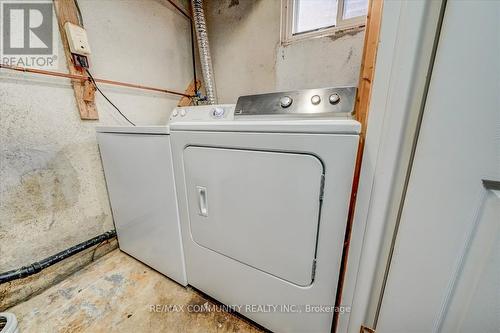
[{"xmin": 170, "ymin": 88, "xmax": 360, "ymax": 332}]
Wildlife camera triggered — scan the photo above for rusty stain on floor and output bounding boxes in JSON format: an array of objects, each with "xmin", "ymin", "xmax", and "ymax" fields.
[{"xmin": 9, "ymin": 250, "xmax": 264, "ymax": 333}]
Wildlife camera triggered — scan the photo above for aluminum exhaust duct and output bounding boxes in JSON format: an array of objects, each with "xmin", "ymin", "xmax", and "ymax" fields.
[{"xmin": 191, "ymin": 0, "xmax": 217, "ymax": 104}]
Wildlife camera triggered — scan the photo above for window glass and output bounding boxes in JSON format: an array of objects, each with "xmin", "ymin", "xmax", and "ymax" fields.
[
  {"xmin": 343, "ymin": 0, "xmax": 369, "ymax": 19},
  {"xmin": 293, "ymin": 0, "xmax": 338, "ymax": 34}
]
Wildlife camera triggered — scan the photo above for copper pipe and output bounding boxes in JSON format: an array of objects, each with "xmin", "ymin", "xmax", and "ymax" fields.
[
  {"xmin": 93, "ymin": 77, "xmax": 187, "ymax": 96},
  {"xmin": 0, "ymin": 64, "xmax": 85, "ymax": 81},
  {"xmin": 0, "ymin": 64, "xmax": 193, "ymax": 98}
]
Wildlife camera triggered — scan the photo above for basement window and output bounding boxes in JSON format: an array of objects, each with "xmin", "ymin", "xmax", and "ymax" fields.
[{"xmin": 281, "ymin": 0, "xmax": 368, "ymax": 44}]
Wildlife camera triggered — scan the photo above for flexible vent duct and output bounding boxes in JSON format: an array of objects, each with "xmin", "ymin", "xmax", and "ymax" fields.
[{"xmin": 192, "ymin": 0, "xmax": 217, "ymax": 104}]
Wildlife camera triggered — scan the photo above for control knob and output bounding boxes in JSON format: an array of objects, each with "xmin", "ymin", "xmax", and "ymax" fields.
[
  {"xmin": 211, "ymin": 107, "xmax": 225, "ymax": 118},
  {"xmin": 311, "ymin": 95, "xmax": 321, "ymax": 105},
  {"xmin": 329, "ymin": 93, "xmax": 341, "ymax": 105},
  {"xmin": 280, "ymin": 96, "xmax": 293, "ymax": 108}
]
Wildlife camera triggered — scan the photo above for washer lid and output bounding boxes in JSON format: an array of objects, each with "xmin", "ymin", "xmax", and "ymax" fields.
[{"xmin": 96, "ymin": 125, "xmax": 169, "ymax": 134}]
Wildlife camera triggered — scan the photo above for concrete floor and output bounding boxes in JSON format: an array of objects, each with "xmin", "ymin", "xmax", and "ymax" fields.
[{"xmin": 9, "ymin": 250, "xmax": 264, "ymax": 333}]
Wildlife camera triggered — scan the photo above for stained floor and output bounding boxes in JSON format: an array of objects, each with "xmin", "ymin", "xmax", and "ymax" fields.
[{"xmin": 9, "ymin": 250, "xmax": 264, "ymax": 333}]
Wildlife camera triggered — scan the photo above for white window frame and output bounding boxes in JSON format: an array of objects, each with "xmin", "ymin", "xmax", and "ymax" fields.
[{"xmin": 281, "ymin": 0, "xmax": 366, "ymax": 45}]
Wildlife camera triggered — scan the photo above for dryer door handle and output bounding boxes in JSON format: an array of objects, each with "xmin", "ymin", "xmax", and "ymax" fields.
[{"xmin": 196, "ymin": 186, "xmax": 208, "ymax": 217}]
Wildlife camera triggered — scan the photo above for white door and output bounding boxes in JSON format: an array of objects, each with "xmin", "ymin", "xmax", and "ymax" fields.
[
  {"xmin": 183, "ymin": 146, "xmax": 324, "ymax": 287},
  {"xmin": 377, "ymin": 1, "xmax": 500, "ymax": 332}
]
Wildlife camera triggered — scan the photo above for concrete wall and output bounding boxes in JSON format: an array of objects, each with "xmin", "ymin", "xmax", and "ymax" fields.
[
  {"xmin": 0, "ymin": 0, "xmax": 193, "ymax": 275},
  {"xmin": 205, "ymin": 0, "xmax": 365, "ymax": 104}
]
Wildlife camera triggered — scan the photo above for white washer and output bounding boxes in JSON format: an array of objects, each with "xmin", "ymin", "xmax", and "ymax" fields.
[
  {"xmin": 170, "ymin": 88, "xmax": 360, "ymax": 332},
  {"xmin": 96, "ymin": 125, "xmax": 187, "ymax": 286}
]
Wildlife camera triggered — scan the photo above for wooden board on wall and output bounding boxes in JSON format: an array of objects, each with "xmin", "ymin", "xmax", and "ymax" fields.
[
  {"xmin": 178, "ymin": 80, "xmax": 201, "ymax": 107},
  {"xmin": 354, "ymin": 0, "xmax": 384, "ymax": 132},
  {"xmin": 53, "ymin": 0, "xmax": 98, "ymax": 120}
]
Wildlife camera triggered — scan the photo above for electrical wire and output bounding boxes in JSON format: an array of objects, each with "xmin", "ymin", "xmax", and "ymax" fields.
[
  {"xmin": 74, "ymin": 0, "xmax": 85, "ymax": 27},
  {"xmin": 85, "ymin": 68, "xmax": 136, "ymax": 126},
  {"xmin": 71, "ymin": 0, "xmax": 197, "ymax": 121},
  {"xmin": 74, "ymin": 0, "xmax": 132, "ymax": 126}
]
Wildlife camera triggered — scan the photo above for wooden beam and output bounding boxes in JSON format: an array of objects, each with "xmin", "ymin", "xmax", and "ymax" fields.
[
  {"xmin": 354, "ymin": 0, "xmax": 384, "ymax": 132},
  {"xmin": 332, "ymin": 0, "xmax": 384, "ymax": 332},
  {"xmin": 53, "ymin": 0, "xmax": 98, "ymax": 120},
  {"xmin": 177, "ymin": 80, "xmax": 201, "ymax": 107}
]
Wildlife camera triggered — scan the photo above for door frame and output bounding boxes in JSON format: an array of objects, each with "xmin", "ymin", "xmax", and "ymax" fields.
[{"xmin": 338, "ymin": 1, "xmax": 447, "ymax": 332}]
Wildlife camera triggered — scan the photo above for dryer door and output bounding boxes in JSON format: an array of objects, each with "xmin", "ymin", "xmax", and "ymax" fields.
[{"xmin": 183, "ymin": 146, "xmax": 324, "ymax": 286}]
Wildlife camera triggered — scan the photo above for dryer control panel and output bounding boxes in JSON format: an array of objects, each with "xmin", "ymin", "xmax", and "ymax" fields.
[
  {"xmin": 169, "ymin": 104, "xmax": 236, "ymax": 123},
  {"xmin": 234, "ymin": 87, "xmax": 356, "ymax": 118}
]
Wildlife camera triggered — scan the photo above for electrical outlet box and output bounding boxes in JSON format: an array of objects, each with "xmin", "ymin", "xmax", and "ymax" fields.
[{"xmin": 64, "ymin": 22, "xmax": 91, "ymax": 56}]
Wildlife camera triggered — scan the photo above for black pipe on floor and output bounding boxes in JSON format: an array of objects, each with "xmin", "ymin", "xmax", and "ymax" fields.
[{"xmin": 0, "ymin": 230, "xmax": 116, "ymax": 284}]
